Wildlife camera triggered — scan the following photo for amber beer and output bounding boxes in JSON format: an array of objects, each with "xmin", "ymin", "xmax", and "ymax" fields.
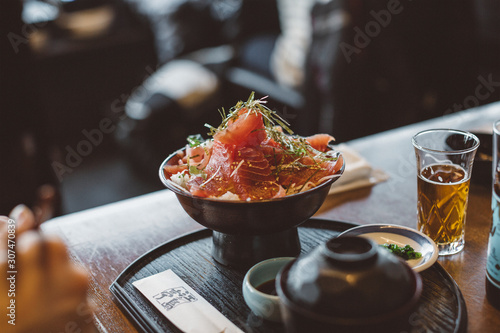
[
  {"xmin": 413, "ymin": 129, "xmax": 479, "ymax": 255},
  {"xmin": 417, "ymin": 164, "xmax": 470, "ymax": 246}
]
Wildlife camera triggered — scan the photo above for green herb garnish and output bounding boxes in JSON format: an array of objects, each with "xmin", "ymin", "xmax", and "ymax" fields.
[
  {"xmin": 187, "ymin": 134, "xmax": 204, "ymax": 147},
  {"xmin": 205, "ymin": 92, "xmax": 294, "ymax": 137},
  {"xmin": 188, "ymin": 165, "xmax": 206, "ymax": 178},
  {"xmin": 381, "ymin": 243, "xmax": 422, "ymax": 260}
]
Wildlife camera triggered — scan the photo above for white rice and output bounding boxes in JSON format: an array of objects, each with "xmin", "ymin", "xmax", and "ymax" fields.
[
  {"xmin": 170, "ymin": 171, "xmax": 190, "ymax": 189},
  {"xmin": 217, "ymin": 191, "xmax": 241, "ymax": 200}
]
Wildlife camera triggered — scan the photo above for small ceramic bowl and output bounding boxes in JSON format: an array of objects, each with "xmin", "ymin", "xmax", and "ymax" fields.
[
  {"xmin": 242, "ymin": 257, "xmax": 295, "ymax": 322},
  {"xmin": 338, "ymin": 224, "xmax": 439, "ymax": 272}
]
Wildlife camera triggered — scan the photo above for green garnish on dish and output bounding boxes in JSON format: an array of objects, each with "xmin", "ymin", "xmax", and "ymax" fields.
[
  {"xmin": 187, "ymin": 134, "xmax": 204, "ymax": 148},
  {"xmin": 381, "ymin": 243, "xmax": 422, "ymax": 260}
]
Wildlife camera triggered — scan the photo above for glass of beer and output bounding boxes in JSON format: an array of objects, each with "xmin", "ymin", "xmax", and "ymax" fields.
[{"xmin": 412, "ymin": 129, "xmax": 479, "ymax": 255}]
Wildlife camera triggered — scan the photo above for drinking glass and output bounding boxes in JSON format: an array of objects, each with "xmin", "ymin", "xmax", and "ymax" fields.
[
  {"xmin": 486, "ymin": 120, "xmax": 500, "ymax": 307},
  {"xmin": 412, "ymin": 129, "xmax": 480, "ymax": 255}
]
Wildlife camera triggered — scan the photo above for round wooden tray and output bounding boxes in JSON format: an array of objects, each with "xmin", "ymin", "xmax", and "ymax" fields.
[{"xmin": 110, "ymin": 218, "xmax": 467, "ymax": 333}]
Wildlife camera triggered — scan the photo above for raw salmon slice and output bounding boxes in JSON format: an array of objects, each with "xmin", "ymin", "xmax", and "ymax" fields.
[{"xmin": 306, "ymin": 134, "xmax": 335, "ymax": 152}]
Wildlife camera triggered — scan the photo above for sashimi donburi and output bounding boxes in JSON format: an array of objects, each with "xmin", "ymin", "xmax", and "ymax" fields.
[{"xmin": 163, "ymin": 94, "xmax": 343, "ymax": 201}]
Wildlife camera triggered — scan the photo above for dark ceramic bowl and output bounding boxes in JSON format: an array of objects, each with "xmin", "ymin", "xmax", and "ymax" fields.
[
  {"xmin": 276, "ymin": 236, "xmax": 422, "ymax": 332},
  {"xmin": 159, "ymin": 149, "xmax": 344, "ymax": 235},
  {"xmin": 159, "ymin": 148, "xmax": 344, "ymax": 268}
]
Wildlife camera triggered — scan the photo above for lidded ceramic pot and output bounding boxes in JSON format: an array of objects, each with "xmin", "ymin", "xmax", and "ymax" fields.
[{"xmin": 276, "ymin": 236, "xmax": 422, "ymax": 332}]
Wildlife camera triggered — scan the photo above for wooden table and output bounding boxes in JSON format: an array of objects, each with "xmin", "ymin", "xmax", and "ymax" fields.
[{"xmin": 43, "ymin": 102, "xmax": 500, "ymax": 332}]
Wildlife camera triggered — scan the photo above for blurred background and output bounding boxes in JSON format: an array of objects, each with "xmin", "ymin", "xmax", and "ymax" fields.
[{"xmin": 1, "ymin": 0, "xmax": 499, "ymax": 216}]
